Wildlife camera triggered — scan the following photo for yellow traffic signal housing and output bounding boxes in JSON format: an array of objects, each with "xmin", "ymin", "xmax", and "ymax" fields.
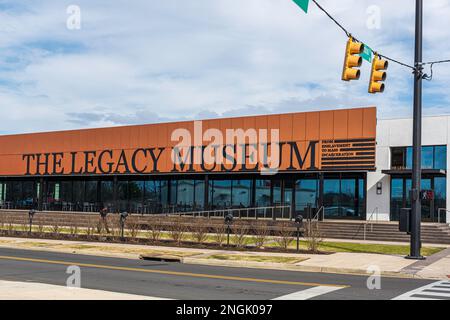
[
  {"xmin": 369, "ymin": 55, "xmax": 389, "ymax": 93},
  {"xmin": 342, "ymin": 38, "xmax": 364, "ymax": 81}
]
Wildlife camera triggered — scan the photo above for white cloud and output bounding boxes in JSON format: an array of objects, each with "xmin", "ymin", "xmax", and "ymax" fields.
[{"xmin": 0, "ymin": 0, "xmax": 449, "ymax": 134}]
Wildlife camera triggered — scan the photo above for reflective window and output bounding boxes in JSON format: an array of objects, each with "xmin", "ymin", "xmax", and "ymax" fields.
[
  {"xmin": 232, "ymin": 180, "xmax": 252, "ymax": 208},
  {"xmin": 295, "ymin": 179, "xmax": 318, "ymax": 211},
  {"xmin": 85, "ymin": 181, "xmax": 98, "ymax": 203},
  {"xmin": 435, "ymin": 177, "xmax": 447, "ymax": 220},
  {"xmin": 177, "ymin": 180, "xmax": 195, "ymax": 211},
  {"xmin": 60, "ymin": 181, "xmax": 73, "ymax": 203},
  {"xmin": 391, "ymin": 178, "xmax": 404, "ymax": 221},
  {"xmin": 422, "ymin": 147, "xmax": 434, "ymax": 169},
  {"xmin": 255, "ymin": 180, "xmax": 271, "ymax": 207},
  {"xmin": 272, "ymin": 180, "xmax": 282, "ymax": 206},
  {"xmin": 117, "ymin": 181, "xmax": 128, "ymax": 212},
  {"xmin": 101, "ymin": 181, "xmax": 114, "ymax": 206},
  {"xmin": 323, "ymin": 179, "xmax": 340, "ymax": 218},
  {"xmin": 0, "ymin": 182, "xmax": 4, "ymax": 202},
  {"xmin": 73, "ymin": 181, "xmax": 85, "ymax": 208},
  {"xmin": 194, "ymin": 180, "xmax": 205, "ymax": 210},
  {"xmin": 323, "ymin": 177, "xmax": 363, "ymax": 219},
  {"xmin": 405, "ymin": 146, "xmax": 447, "ymax": 170},
  {"xmin": 129, "ymin": 181, "xmax": 144, "ymax": 213},
  {"xmin": 22, "ymin": 181, "xmax": 35, "ymax": 209},
  {"xmin": 210, "ymin": 180, "xmax": 232, "ymax": 209},
  {"xmin": 435, "ymin": 146, "xmax": 447, "ymax": 170}
]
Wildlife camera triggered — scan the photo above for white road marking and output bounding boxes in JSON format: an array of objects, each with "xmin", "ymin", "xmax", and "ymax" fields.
[
  {"xmin": 0, "ymin": 280, "xmax": 171, "ymax": 300},
  {"xmin": 393, "ymin": 281, "xmax": 450, "ymax": 300},
  {"xmin": 273, "ymin": 286, "xmax": 344, "ymax": 300}
]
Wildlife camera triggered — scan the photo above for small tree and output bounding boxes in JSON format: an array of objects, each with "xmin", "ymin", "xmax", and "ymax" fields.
[
  {"xmin": 167, "ymin": 217, "xmax": 186, "ymax": 245},
  {"xmin": 304, "ymin": 221, "xmax": 323, "ymax": 254},
  {"xmin": 127, "ymin": 217, "xmax": 140, "ymax": 238},
  {"xmin": 232, "ymin": 221, "xmax": 249, "ymax": 248},
  {"xmin": 147, "ymin": 217, "xmax": 163, "ymax": 242},
  {"xmin": 274, "ymin": 222, "xmax": 294, "ymax": 250},
  {"xmin": 253, "ymin": 221, "xmax": 270, "ymax": 248},
  {"xmin": 192, "ymin": 218, "xmax": 209, "ymax": 244},
  {"xmin": 213, "ymin": 224, "xmax": 227, "ymax": 247}
]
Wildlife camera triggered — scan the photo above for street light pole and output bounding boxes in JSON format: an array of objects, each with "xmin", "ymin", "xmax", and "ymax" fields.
[{"xmin": 408, "ymin": 0, "xmax": 425, "ymax": 260}]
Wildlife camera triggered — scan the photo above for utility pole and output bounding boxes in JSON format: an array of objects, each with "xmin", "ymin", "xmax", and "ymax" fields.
[{"xmin": 408, "ymin": 0, "xmax": 425, "ymax": 260}]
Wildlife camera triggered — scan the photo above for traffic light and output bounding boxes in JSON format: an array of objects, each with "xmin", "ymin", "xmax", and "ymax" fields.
[
  {"xmin": 369, "ymin": 55, "xmax": 389, "ymax": 94},
  {"xmin": 342, "ymin": 37, "xmax": 365, "ymax": 81}
]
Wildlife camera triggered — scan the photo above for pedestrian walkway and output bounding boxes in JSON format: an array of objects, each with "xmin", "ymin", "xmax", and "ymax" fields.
[{"xmin": 393, "ymin": 281, "xmax": 450, "ymax": 300}]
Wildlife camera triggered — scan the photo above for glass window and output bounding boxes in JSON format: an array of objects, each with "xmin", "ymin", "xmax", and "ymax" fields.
[
  {"xmin": 160, "ymin": 180, "xmax": 169, "ymax": 207},
  {"xmin": 22, "ymin": 181, "xmax": 35, "ymax": 209},
  {"xmin": 129, "ymin": 181, "xmax": 144, "ymax": 213},
  {"xmin": 340, "ymin": 179, "xmax": 357, "ymax": 218},
  {"xmin": 73, "ymin": 181, "xmax": 85, "ymax": 206},
  {"xmin": 210, "ymin": 180, "xmax": 232, "ymax": 209},
  {"xmin": 435, "ymin": 177, "xmax": 446, "ymax": 220},
  {"xmin": 194, "ymin": 180, "xmax": 205, "ymax": 210},
  {"xmin": 101, "ymin": 181, "xmax": 114, "ymax": 206},
  {"xmin": 177, "ymin": 180, "xmax": 195, "ymax": 211},
  {"xmin": 272, "ymin": 180, "xmax": 282, "ymax": 206},
  {"xmin": 255, "ymin": 180, "xmax": 271, "ymax": 207},
  {"xmin": 406, "ymin": 148, "xmax": 413, "ymax": 169},
  {"xmin": 117, "ymin": 181, "xmax": 128, "ymax": 212},
  {"xmin": 232, "ymin": 180, "xmax": 252, "ymax": 208},
  {"xmin": 434, "ymin": 146, "xmax": 447, "ymax": 170},
  {"xmin": 422, "ymin": 147, "xmax": 434, "ymax": 169},
  {"xmin": 60, "ymin": 181, "xmax": 73, "ymax": 203},
  {"xmin": 295, "ymin": 179, "xmax": 318, "ymax": 211},
  {"xmin": 390, "ymin": 178, "xmax": 404, "ymax": 221},
  {"xmin": 391, "ymin": 148, "xmax": 406, "ymax": 169},
  {"xmin": 0, "ymin": 182, "xmax": 4, "ymax": 201},
  {"xmin": 85, "ymin": 181, "xmax": 97, "ymax": 203},
  {"xmin": 323, "ymin": 179, "xmax": 340, "ymax": 218}
]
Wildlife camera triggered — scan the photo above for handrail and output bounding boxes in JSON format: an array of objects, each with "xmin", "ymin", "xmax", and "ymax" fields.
[
  {"xmin": 437, "ymin": 208, "xmax": 449, "ymax": 224},
  {"xmin": 159, "ymin": 205, "xmax": 292, "ymax": 221},
  {"xmin": 311, "ymin": 206, "xmax": 325, "ymax": 222},
  {"xmin": 363, "ymin": 207, "xmax": 379, "ymax": 240}
]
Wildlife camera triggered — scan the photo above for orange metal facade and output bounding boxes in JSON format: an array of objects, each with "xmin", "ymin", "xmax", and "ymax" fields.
[{"xmin": 0, "ymin": 107, "xmax": 377, "ymax": 177}]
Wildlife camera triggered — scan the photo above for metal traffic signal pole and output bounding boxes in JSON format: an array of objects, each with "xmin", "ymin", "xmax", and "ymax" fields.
[{"xmin": 408, "ymin": 0, "xmax": 425, "ymax": 260}]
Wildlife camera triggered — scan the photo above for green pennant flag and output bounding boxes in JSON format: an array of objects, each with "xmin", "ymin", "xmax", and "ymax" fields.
[{"xmin": 293, "ymin": 0, "xmax": 310, "ymax": 13}]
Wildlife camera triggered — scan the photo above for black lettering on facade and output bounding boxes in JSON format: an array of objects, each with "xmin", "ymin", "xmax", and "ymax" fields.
[
  {"xmin": 71, "ymin": 152, "xmax": 83, "ymax": 175},
  {"xmin": 52, "ymin": 152, "xmax": 65, "ymax": 175},
  {"xmin": 148, "ymin": 148, "xmax": 165, "ymax": 173},
  {"xmin": 114, "ymin": 150, "xmax": 131, "ymax": 174},
  {"xmin": 23, "ymin": 154, "xmax": 36, "ymax": 175},
  {"xmin": 98, "ymin": 150, "xmax": 114, "ymax": 174},
  {"xmin": 84, "ymin": 151, "xmax": 97, "ymax": 174},
  {"xmin": 287, "ymin": 141, "xmax": 319, "ymax": 171},
  {"xmin": 131, "ymin": 148, "xmax": 149, "ymax": 174},
  {"xmin": 36, "ymin": 153, "xmax": 50, "ymax": 175}
]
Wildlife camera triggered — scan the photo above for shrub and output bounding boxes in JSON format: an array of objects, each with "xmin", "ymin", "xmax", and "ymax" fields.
[
  {"xmin": 50, "ymin": 218, "xmax": 60, "ymax": 234},
  {"xmin": 232, "ymin": 221, "xmax": 249, "ymax": 248},
  {"xmin": 274, "ymin": 222, "xmax": 294, "ymax": 250},
  {"xmin": 167, "ymin": 217, "xmax": 186, "ymax": 245},
  {"xmin": 253, "ymin": 221, "xmax": 270, "ymax": 248},
  {"xmin": 304, "ymin": 221, "xmax": 323, "ymax": 254},
  {"xmin": 147, "ymin": 217, "xmax": 163, "ymax": 242},
  {"xmin": 213, "ymin": 224, "xmax": 228, "ymax": 247},
  {"xmin": 127, "ymin": 217, "xmax": 140, "ymax": 238},
  {"xmin": 192, "ymin": 218, "xmax": 209, "ymax": 244}
]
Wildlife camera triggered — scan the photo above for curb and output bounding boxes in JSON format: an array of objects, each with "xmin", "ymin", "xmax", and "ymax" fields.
[{"xmin": 182, "ymin": 257, "xmax": 423, "ymax": 279}]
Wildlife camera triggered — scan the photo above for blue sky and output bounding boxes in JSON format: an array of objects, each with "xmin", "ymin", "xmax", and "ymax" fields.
[{"xmin": 1, "ymin": 0, "xmax": 450, "ymax": 134}]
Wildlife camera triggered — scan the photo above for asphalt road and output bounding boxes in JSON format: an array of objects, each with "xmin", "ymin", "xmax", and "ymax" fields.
[{"xmin": 0, "ymin": 247, "xmax": 440, "ymax": 300}]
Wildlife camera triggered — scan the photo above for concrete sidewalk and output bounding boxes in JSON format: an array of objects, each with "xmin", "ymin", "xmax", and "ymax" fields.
[
  {"xmin": 0, "ymin": 280, "xmax": 167, "ymax": 300},
  {"xmin": 0, "ymin": 236, "xmax": 448, "ymax": 280}
]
